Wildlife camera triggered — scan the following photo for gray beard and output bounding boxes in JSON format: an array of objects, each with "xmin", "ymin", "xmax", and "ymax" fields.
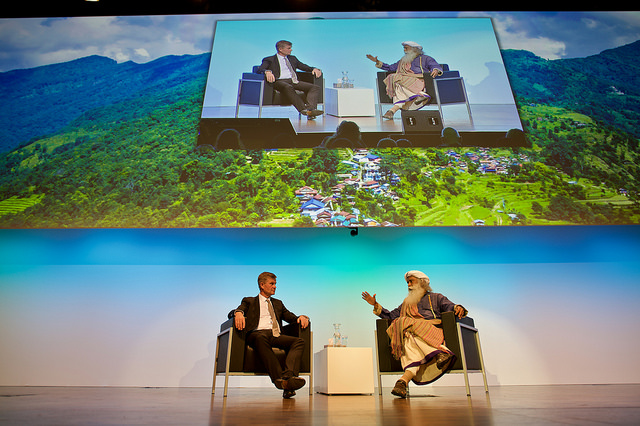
[
  {"xmin": 399, "ymin": 51, "xmax": 419, "ymax": 70},
  {"xmin": 404, "ymin": 286, "xmax": 426, "ymax": 306}
]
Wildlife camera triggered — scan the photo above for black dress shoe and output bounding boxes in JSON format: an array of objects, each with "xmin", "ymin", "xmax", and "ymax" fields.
[
  {"xmin": 283, "ymin": 389, "xmax": 296, "ymax": 399},
  {"xmin": 282, "ymin": 376, "xmax": 306, "ymax": 391},
  {"xmin": 302, "ymin": 109, "xmax": 323, "ymax": 119}
]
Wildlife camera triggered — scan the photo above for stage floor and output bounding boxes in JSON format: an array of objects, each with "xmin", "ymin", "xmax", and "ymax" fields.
[{"xmin": 2, "ymin": 385, "xmax": 639, "ymax": 425}]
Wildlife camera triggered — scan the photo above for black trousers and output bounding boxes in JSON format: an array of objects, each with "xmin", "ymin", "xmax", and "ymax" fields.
[
  {"xmin": 246, "ymin": 329, "xmax": 305, "ymax": 384},
  {"xmin": 273, "ymin": 79, "xmax": 320, "ymax": 112}
]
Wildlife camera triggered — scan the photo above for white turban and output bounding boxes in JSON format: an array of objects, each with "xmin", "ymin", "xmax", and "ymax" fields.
[
  {"xmin": 402, "ymin": 41, "xmax": 423, "ymax": 50},
  {"xmin": 404, "ymin": 270, "xmax": 429, "ymax": 282}
]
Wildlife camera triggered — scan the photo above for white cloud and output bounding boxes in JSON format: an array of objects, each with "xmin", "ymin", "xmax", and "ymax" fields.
[
  {"xmin": 487, "ymin": 14, "xmax": 567, "ymax": 60},
  {"xmin": 0, "ymin": 15, "xmax": 215, "ymax": 72},
  {"xmin": 134, "ymin": 48, "xmax": 150, "ymax": 59}
]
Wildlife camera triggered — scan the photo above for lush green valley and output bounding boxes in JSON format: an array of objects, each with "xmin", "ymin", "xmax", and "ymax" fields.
[{"xmin": 1, "ymin": 45, "xmax": 639, "ymax": 228}]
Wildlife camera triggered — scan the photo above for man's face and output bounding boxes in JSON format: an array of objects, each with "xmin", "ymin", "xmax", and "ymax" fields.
[
  {"xmin": 406, "ymin": 276, "xmax": 420, "ymax": 291},
  {"xmin": 278, "ymin": 44, "xmax": 292, "ymax": 56},
  {"xmin": 259, "ymin": 277, "xmax": 277, "ymax": 297}
]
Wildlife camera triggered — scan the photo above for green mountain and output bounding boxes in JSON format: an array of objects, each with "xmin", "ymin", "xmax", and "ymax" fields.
[
  {"xmin": 0, "ymin": 53, "xmax": 211, "ymax": 153},
  {"xmin": 0, "ymin": 44, "xmax": 639, "ymax": 228},
  {"xmin": 501, "ymin": 39, "xmax": 640, "ymax": 138}
]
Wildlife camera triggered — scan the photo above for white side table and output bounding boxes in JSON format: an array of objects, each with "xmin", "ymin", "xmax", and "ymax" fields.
[
  {"xmin": 325, "ymin": 87, "xmax": 376, "ymax": 117},
  {"xmin": 314, "ymin": 347, "xmax": 375, "ymax": 394}
]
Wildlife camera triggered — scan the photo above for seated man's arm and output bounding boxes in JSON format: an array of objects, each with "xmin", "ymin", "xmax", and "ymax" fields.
[
  {"xmin": 256, "ymin": 56, "xmax": 274, "ymax": 74},
  {"xmin": 297, "ymin": 315, "xmax": 310, "ymax": 329},
  {"xmin": 257, "ymin": 57, "xmax": 276, "ymax": 83},
  {"xmin": 229, "ymin": 297, "xmax": 251, "ymax": 330},
  {"xmin": 423, "ymin": 55, "xmax": 443, "ymax": 77},
  {"xmin": 436, "ymin": 293, "xmax": 468, "ymax": 319}
]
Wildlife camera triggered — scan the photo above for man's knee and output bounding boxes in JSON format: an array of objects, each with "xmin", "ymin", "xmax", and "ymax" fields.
[
  {"xmin": 308, "ymin": 84, "xmax": 320, "ymax": 95},
  {"xmin": 291, "ymin": 336, "xmax": 305, "ymax": 350},
  {"xmin": 247, "ymin": 332, "xmax": 272, "ymax": 350},
  {"xmin": 275, "ymin": 81, "xmax": 295, "ymax": 94}
]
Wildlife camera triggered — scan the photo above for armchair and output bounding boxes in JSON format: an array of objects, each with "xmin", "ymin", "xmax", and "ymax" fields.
[
  {"xmin": 376, "ymin": 64, "xmax": 473, "ymax": 124},
  {"xmin": 374, "ymin": 311, "xmax": 488, "ymax": 396},
  {"xmin": 212, "ymin": 317, "xmax": 313, "ymax": 397},
  {"xmin": 235, "ymin": 66, "xmax": 324, "ymax": 118}
]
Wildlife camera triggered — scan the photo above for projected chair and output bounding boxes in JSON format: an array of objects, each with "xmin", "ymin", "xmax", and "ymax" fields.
[
  {"xmin": 235, "ymin": 66, "xmax": 324, "ymax": 118},
  {"xmin": 374, "ymin": 311, "xmax": 488, "ymax": 396},
  {"xmin": 376, "ymin": 64, "xmax": 473, "ymax": 124},
  {"xmin": 212, "ymin": 317, "xmax": 313, "ymax": 397}
]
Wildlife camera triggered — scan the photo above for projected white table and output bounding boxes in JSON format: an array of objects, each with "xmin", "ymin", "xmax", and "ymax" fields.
[
  {"xmin": 325, "ymin": 87, "xmax": 376, "ymax": 117},
  {"xmin": 314, "ymin": 347, "xmax": 375, "ymax": 394}
]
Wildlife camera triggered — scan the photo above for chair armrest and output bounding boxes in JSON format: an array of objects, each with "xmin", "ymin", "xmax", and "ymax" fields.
[
  {"xmin": 435, "ymin": 71, "xmax": 460, "ymax": 79},
  {"xmin": 375, "ymin": 318, "xmax": 402, "ymax": 372},
  {"xmin": 217, "ymin": 318, "xmax": 246, "ymax": 373},
  {"xmin": 282, "ymin": 321, "xmax": 312, "ymax": 374},
  {"xmin": 220, "ymin": 317, "xmax": 234, "ymax": 333},
  {"xmin": 242, "ymin": 72, "xmax": 264, "ymax": 81},
  {"xmin": 442, "ymin": 311, "xmax": 482, "ymax": 370},
  {"xmin": 281, "ymin": 321, "xmax": 310, "ymax": 338}
]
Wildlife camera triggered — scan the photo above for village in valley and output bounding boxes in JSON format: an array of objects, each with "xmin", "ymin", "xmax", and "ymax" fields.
[{"xmin": 293, "ymin": 147, "xmax": 533, "ymax": 227}]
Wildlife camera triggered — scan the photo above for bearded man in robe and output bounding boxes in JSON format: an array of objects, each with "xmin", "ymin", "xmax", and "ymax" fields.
[
  {"xmin": 367, "ymin": 41, "xmax": 443, "ymax": 119},
  {"xmin": 362, "ymin": 270, "xmax": 467, "ymax": 398}
]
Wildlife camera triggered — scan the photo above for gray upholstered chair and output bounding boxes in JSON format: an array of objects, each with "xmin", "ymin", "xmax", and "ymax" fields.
[
  {"xmin": 376, "ymin": 64, "xmax": 473, "ymax": 124},
  {"xmin": 235, "ymin": 66, "xmax": 324, "ymax": 118},
  {"xmin": 374, "ymin": 311, "xmax": 488, "ymax": 396},
  {"xmin": 212, "ymin": 317, "xmax": 313, "ymax": 396}
]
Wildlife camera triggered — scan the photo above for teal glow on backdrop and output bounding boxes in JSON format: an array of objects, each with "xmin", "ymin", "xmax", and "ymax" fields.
[
  {"xmin": 3, "ymin": 226, "xmax": 639, "ymax": 265},
  {"xmin": 2, "ymin": 226, "xmax": 640, "ymax": 386}
]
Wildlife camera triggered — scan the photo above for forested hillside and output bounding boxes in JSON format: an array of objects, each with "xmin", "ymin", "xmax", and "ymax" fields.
[
  {"xmin": 0, "ymin": 53, "xmax": 211, "ymax": 152},
  {"xmin": 502, "ymin": 40, "xmax": 640, "ymax": 138},
  {"xmin": 0, "ymin": 44, "xmax": 639, "ymax": 228}
]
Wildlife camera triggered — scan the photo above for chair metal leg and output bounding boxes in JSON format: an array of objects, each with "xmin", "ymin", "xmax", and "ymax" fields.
[
  {"xmin": 212, "ymin": 334, "xmax": 220, "ymax": 394},
  {"xmin": 222, "ymin": 329, "xmax": 235, "ymax": 397},
  {"xmin": 308, "ymin": 330, "xmax": 313, "ymax": 395},
  {"xmin": 474, "ymin": 330, "xmax": 489, "ymax": 393},
  {"xmin": 235, "ymin": 79, "xmax": 242, "ymax": 118},
  {"xmin": 460, "ymin": 77, "xmax": 474, "ymax": 126},
  {"xmin": 456, "ymin": 322, "xmax": 472, "ymax": 396},
  {"xmin": 374, "ymin": 331, "xmax": 383, "ymax": 395},
  {"xmin": 257, "ymin": 80, "xmax": 264, "ymax": 118}
]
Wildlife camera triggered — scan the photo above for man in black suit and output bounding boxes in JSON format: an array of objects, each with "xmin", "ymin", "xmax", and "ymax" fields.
[
  {"xmin": 230, "ymin": 271, "xmax": 310, "ymax": 398},
  {"xmin": 257, "ymin": 40, "xmax": 324, "ymax": 119}
]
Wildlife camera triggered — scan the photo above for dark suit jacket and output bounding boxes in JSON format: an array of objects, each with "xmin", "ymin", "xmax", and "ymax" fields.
[
  {"xmin": 228, "ymin": 295, "xmax": 299, "ymax": 332},
  {"xmin": 257, "ymin": 54, "xmax": 315, "ymax": 79}
]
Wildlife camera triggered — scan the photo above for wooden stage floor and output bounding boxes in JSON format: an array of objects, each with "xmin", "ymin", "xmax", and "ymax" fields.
[{"xmin": 2, "ymin": 385, "xmax": 640, "ymax": 425}]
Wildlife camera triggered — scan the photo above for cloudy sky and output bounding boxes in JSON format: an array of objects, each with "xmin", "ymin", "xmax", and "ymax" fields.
[{"xmin": 0, "ymin": 11, "xmax": 639, "ymax": 73}]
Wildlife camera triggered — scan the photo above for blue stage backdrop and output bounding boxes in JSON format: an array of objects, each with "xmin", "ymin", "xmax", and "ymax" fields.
[{"xmin": 1, "ymin": 225, "xmax": 640, "ymax": 387}]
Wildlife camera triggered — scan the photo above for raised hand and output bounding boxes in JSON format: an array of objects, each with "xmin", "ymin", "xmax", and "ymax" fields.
[{"xmin": 361, "ymin": 291, "xmax": 377, "ymax": 306}]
